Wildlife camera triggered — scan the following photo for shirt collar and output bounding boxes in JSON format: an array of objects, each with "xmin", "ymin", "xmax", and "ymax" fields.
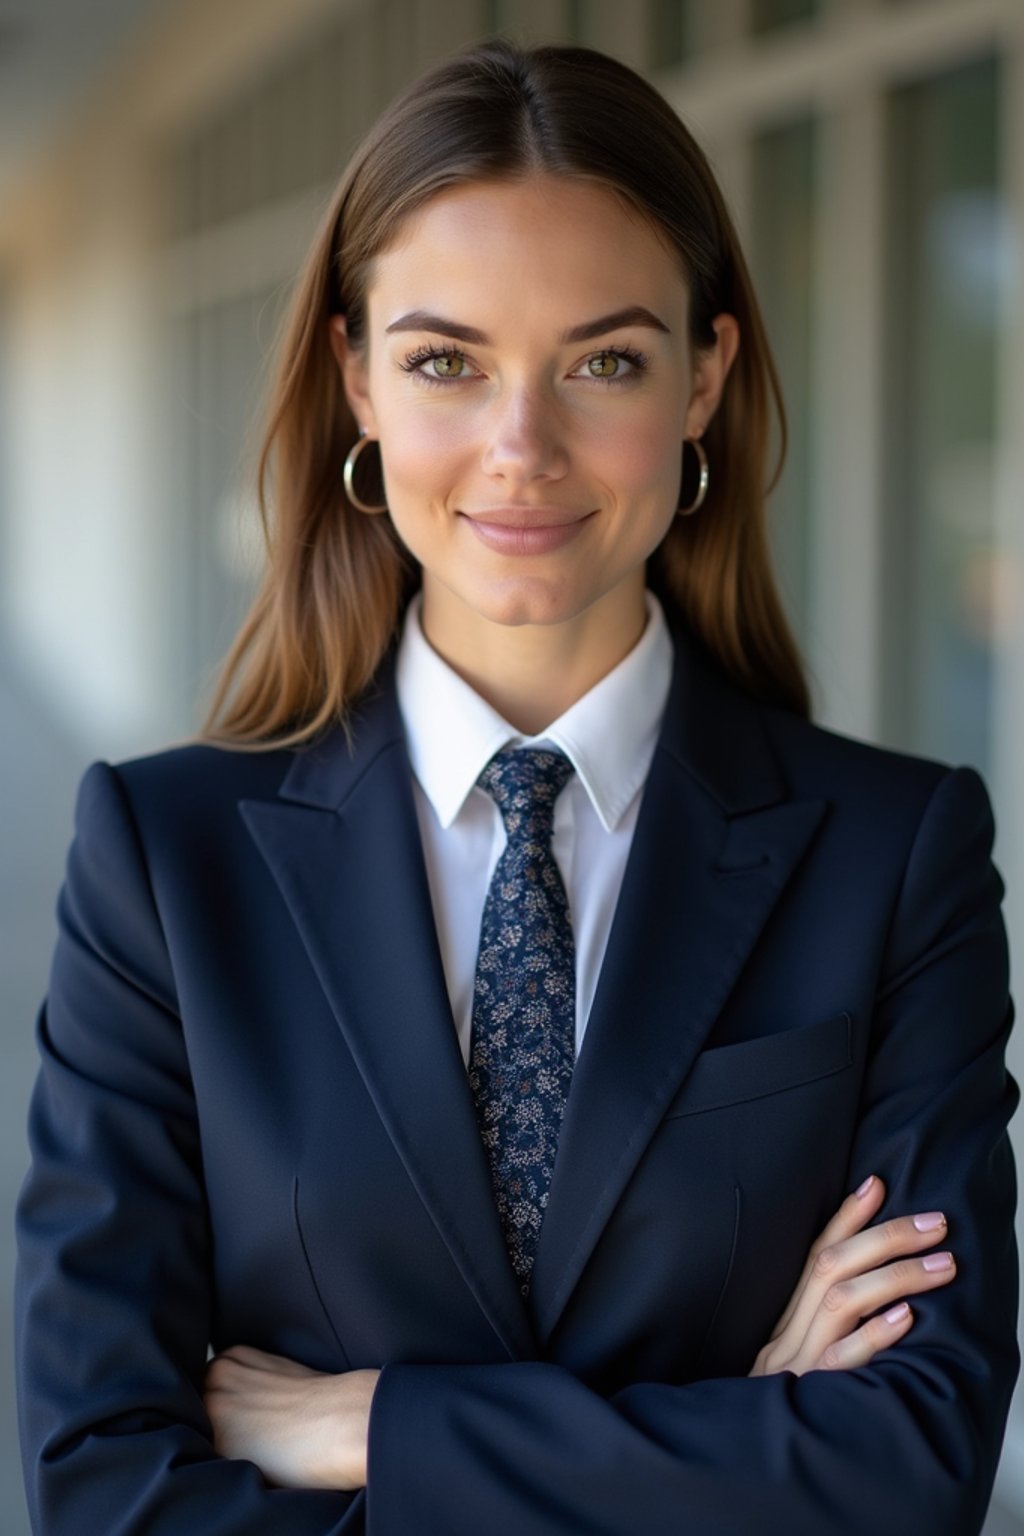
[{"xmin": 395, "ymin": 587, "xmax": 674, "ymax": 834}]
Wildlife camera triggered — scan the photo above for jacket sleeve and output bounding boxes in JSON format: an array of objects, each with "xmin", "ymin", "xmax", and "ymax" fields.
[
  {"xmin": 14, "ymin": 760, "xmax": 366, "ymax": 1535},
  {"xmin": 364, "ymin": 764, "xmax": 1021, "ymax": 1536}
]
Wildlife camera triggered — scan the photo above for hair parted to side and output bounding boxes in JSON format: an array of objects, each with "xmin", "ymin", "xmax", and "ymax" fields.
[{"xmin": 198, "ymin": 34, "xmax": 812, "ymax": 752}]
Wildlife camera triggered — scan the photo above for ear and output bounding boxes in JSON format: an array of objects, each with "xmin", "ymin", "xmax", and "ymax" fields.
[
  {"xmin": 684, "ymin": 313, "xmax": 741, "ymax": 438},
  {"xmin": 328, "ymin": 314, "xmax": 379, "ymax": 435}
]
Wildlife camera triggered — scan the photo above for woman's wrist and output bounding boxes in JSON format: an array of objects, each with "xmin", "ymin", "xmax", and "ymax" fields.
[
  {"xmin": 204, "ymin": 1346, "xmax": 382, "ymax": 1491},
  {"xmin": 338, "ymin": 1367, "xmax": 380, "ymax": 1488}
]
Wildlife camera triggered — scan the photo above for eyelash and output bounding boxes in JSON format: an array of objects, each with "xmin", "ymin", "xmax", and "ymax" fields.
[{"xmin": 397, "ymin": 343, "xmax": 650, "ymax": 389}]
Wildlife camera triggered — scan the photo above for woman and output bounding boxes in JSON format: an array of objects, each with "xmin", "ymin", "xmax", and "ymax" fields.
[{"xmin": 15, "ymin": 35, "xmax": 1018, "ymax": 1535}]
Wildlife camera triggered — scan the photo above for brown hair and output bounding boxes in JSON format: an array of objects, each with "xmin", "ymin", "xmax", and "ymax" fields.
[{"xmin": 198, "ymin": 35, "xmax": 812, "ymax": 750}]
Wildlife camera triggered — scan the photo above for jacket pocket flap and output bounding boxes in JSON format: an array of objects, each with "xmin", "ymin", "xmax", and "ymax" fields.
[{"xmin": 663, "ymin": 1011, "xmax": 854, "ymax": 1119}]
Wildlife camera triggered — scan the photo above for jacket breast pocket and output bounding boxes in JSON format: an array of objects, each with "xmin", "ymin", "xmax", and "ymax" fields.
[{"xmin": 662, "ymin": 1011, "xmax": 854, "ymax": 1120}]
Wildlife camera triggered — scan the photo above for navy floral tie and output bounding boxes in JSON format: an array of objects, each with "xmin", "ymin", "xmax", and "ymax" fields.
[{"xmin": 468, "ymin": 746, "xmax": 577, "ymax": 1299}]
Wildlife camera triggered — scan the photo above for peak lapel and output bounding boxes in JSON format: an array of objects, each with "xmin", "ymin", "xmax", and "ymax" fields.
[
  {"xmin": 527, "ymin": 622, "xmax": 828, "ymax": 1346},
  {"xmin": 238, "ymin": 648, "xmax": 536, "ymax": 1361}
]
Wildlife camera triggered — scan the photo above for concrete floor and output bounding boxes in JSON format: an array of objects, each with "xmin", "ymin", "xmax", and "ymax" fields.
[{"xmin": 2, "ymin": 653, "xmax": 1022, "ymax": 1533}]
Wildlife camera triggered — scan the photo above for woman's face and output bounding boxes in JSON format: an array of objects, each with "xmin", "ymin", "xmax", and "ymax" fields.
[{"xmin": 331, "ymin": 174, "xmax": 738, "ymax": 638}]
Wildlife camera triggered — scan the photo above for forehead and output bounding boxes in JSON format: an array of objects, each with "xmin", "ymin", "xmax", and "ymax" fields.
[{"xmin": 365, "ymin": 176, "xmax": 687, "ymax": 324}]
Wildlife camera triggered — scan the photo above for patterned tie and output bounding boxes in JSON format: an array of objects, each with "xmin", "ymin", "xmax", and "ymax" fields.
[{"xmin": 468, "ymin": 746, "xmax": 577, "ymax": 1299}]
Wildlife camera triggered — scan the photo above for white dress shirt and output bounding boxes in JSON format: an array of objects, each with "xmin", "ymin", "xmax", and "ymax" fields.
[{"xmin": 394, "ymin": 587, "xmax": 675, "ymax": 1068}]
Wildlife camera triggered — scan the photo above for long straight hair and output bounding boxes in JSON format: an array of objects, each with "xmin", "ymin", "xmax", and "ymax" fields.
[{"xmin": 198, "ymin": 36, "xmax": 812, "ymax": 750}]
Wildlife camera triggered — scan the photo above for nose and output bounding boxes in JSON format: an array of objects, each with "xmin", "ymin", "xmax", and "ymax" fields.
[{"xmin": 479, "ymin": 382, "xmax": 570, "ymax": 484}]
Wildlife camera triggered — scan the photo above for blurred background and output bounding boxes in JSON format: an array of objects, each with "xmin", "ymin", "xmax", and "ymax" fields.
[{"xmin": 1, "ymin": 0, "xmax": 1022, "ymax": 1529}]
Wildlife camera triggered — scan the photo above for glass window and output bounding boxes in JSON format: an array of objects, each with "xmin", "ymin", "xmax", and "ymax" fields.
[
  {"xmin": 880, "ymin": 54, "xmax": 1003, "ymax": 773},
  {"xmin": 750, "ymin": 0, "xmax": 819, "ymax": 35},
  {"xmin": 487, "ymin": 0, "xmax": 572, "ymax": 42},
  {"xmin": 0, "ymin": 276, "xmax": 10, "ymax": 589},
  {"xmin": 748, "ymin": 116, "xmax": 819, "ymax": 653},
  {"xmin": 649, "ymin": 0, "xmax": 689, "ymax": 68},
  {"xmin": 170, "ymin": 285, "xmax": 289, "ymax": 714},
  {"xmin": 165, "ymin": 19, "xmax": 368, "ymax": 240}
]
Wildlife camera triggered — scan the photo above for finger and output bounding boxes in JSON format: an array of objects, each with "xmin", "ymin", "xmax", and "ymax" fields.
[
  {"xmin": 769, "ymin": 1174, "xmax": 887, "ymax": 1340},
  {"xmin": 220, "ymin": 1344, "xmax": 293, "ymax": 1371},
  {"xmin": 800, "ymin": 1249, "xmax": 956, "ymax": 1366},
  {"xmin": 218, "ymin": 1343, "xmax": 266, "ymax": 1363},
  {"xmin": 773, "ymin": 1203, "xmax": 948, "ymax": 1349},
  {"xmin": 806, "ymin": 1302, "xmax": 915, "ymax": 1375},
  {"xmin": 813, "ymin": 1174, "xmax": 888, "ymax": 1254},
  {"xmin": 214, "ymin": 1344, "xmax": 322, "ymax": 1386},
  {"xmin": 815, "ymin": 1210, "xmax": 950, "ymax": 1290}
]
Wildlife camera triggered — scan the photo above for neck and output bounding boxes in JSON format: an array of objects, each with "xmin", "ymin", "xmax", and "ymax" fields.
[{"xmin": 417, "ymin": 577, "xmax": 649, "ymax": 735}]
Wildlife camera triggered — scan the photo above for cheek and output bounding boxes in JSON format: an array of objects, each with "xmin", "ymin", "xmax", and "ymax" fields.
[
  {"xmin": 595, "ymin": 412, "xmax": 680, "ymax": 496},
  {"xmin": 378, "ymin": 413, "xmax": 462, "ymax": 493}
]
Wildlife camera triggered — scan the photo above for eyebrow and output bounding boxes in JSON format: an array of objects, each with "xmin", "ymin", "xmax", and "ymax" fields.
[{"xmin": 383, "ymin": 305, "xmax": 671, "ymax": 345}]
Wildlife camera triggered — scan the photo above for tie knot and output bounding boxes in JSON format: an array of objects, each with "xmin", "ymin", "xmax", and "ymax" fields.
[{"xmin": 476, "ymin": 746, "xmax": 575, "ymax": 838}]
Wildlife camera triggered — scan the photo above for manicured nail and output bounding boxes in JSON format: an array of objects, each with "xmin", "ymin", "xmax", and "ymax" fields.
[
  {"xmin": 885, "ymin": 1302, "xmax": 910, "ymax": 1324},
  {"xmin": 856, "ymin": 1175, "xmax": 875, "ymax": 1197},
  {"xmin": 922, "ymin": 1252, "xmax": 954, "ymax": 1271},
  {"xmin": 913, "ymin": 1212, "xmax": 945, "ymax": 1232}
]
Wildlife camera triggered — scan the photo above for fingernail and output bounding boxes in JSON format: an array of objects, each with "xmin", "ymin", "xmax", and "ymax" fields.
[
  {"xmin": 922, "ymin": 1252, "xmax": 954, "ymax": 1271},
  {"xmin": 856, "ymin": 1175, "xmax": 875, "ymax": 1198},
  {"xmin": 885, "ymin": 1302, "xmax": 910, "ymax": 1324},
  {"xmin": 913, "ymin": 1212, "xmax": 945, "ymax": 1232}
]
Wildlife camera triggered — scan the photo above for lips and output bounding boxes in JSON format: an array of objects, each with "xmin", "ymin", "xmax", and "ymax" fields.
[
  {"xmin": 459, "ymin": 508, "xmax": 595, "ymax": 555},
  {"xmin": 460, "ymin": 507, "xmax": 591, "ymax": 528}
]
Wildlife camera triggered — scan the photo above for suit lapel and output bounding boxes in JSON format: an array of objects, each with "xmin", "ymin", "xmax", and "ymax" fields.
[
  {"xmin": 239, "ymin": 618, "xmax": 827, "ymax": 1360},
  {"xmin": 239, "ymin": 645, "xmax": 537, "ymax": 1361},
  {"xmin": 526, "ymin": 625, "xmax": 827, "ymax": 1343}
]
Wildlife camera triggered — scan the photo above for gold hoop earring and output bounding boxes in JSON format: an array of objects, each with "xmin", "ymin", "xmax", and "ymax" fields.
[
  {"xmin": 343, "ymin": 428, "xmax": 389, "ymax": 514},
  {"xmin": 676, "ymin": 437, "xmax": 709, "ymax": 516}
]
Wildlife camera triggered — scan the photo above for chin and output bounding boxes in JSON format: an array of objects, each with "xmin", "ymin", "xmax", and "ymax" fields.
[{"xmin": 464, "ymin": 576, "xmax": 591, "ymax": 629}]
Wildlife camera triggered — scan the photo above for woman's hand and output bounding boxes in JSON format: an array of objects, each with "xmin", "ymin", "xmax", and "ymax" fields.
[
  {"xmin": 748, "ymin": 1174, "xmax": 956, "ymax": 1378},
  {"xmin": 204, "ymin": 1344, "xmax": 380, "ymax": 1490}
]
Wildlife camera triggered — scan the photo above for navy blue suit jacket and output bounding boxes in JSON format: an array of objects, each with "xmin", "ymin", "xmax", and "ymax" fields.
[{"xmin": 15, "ymin": 612, "xmax": 1020, "ymax": 1533}]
